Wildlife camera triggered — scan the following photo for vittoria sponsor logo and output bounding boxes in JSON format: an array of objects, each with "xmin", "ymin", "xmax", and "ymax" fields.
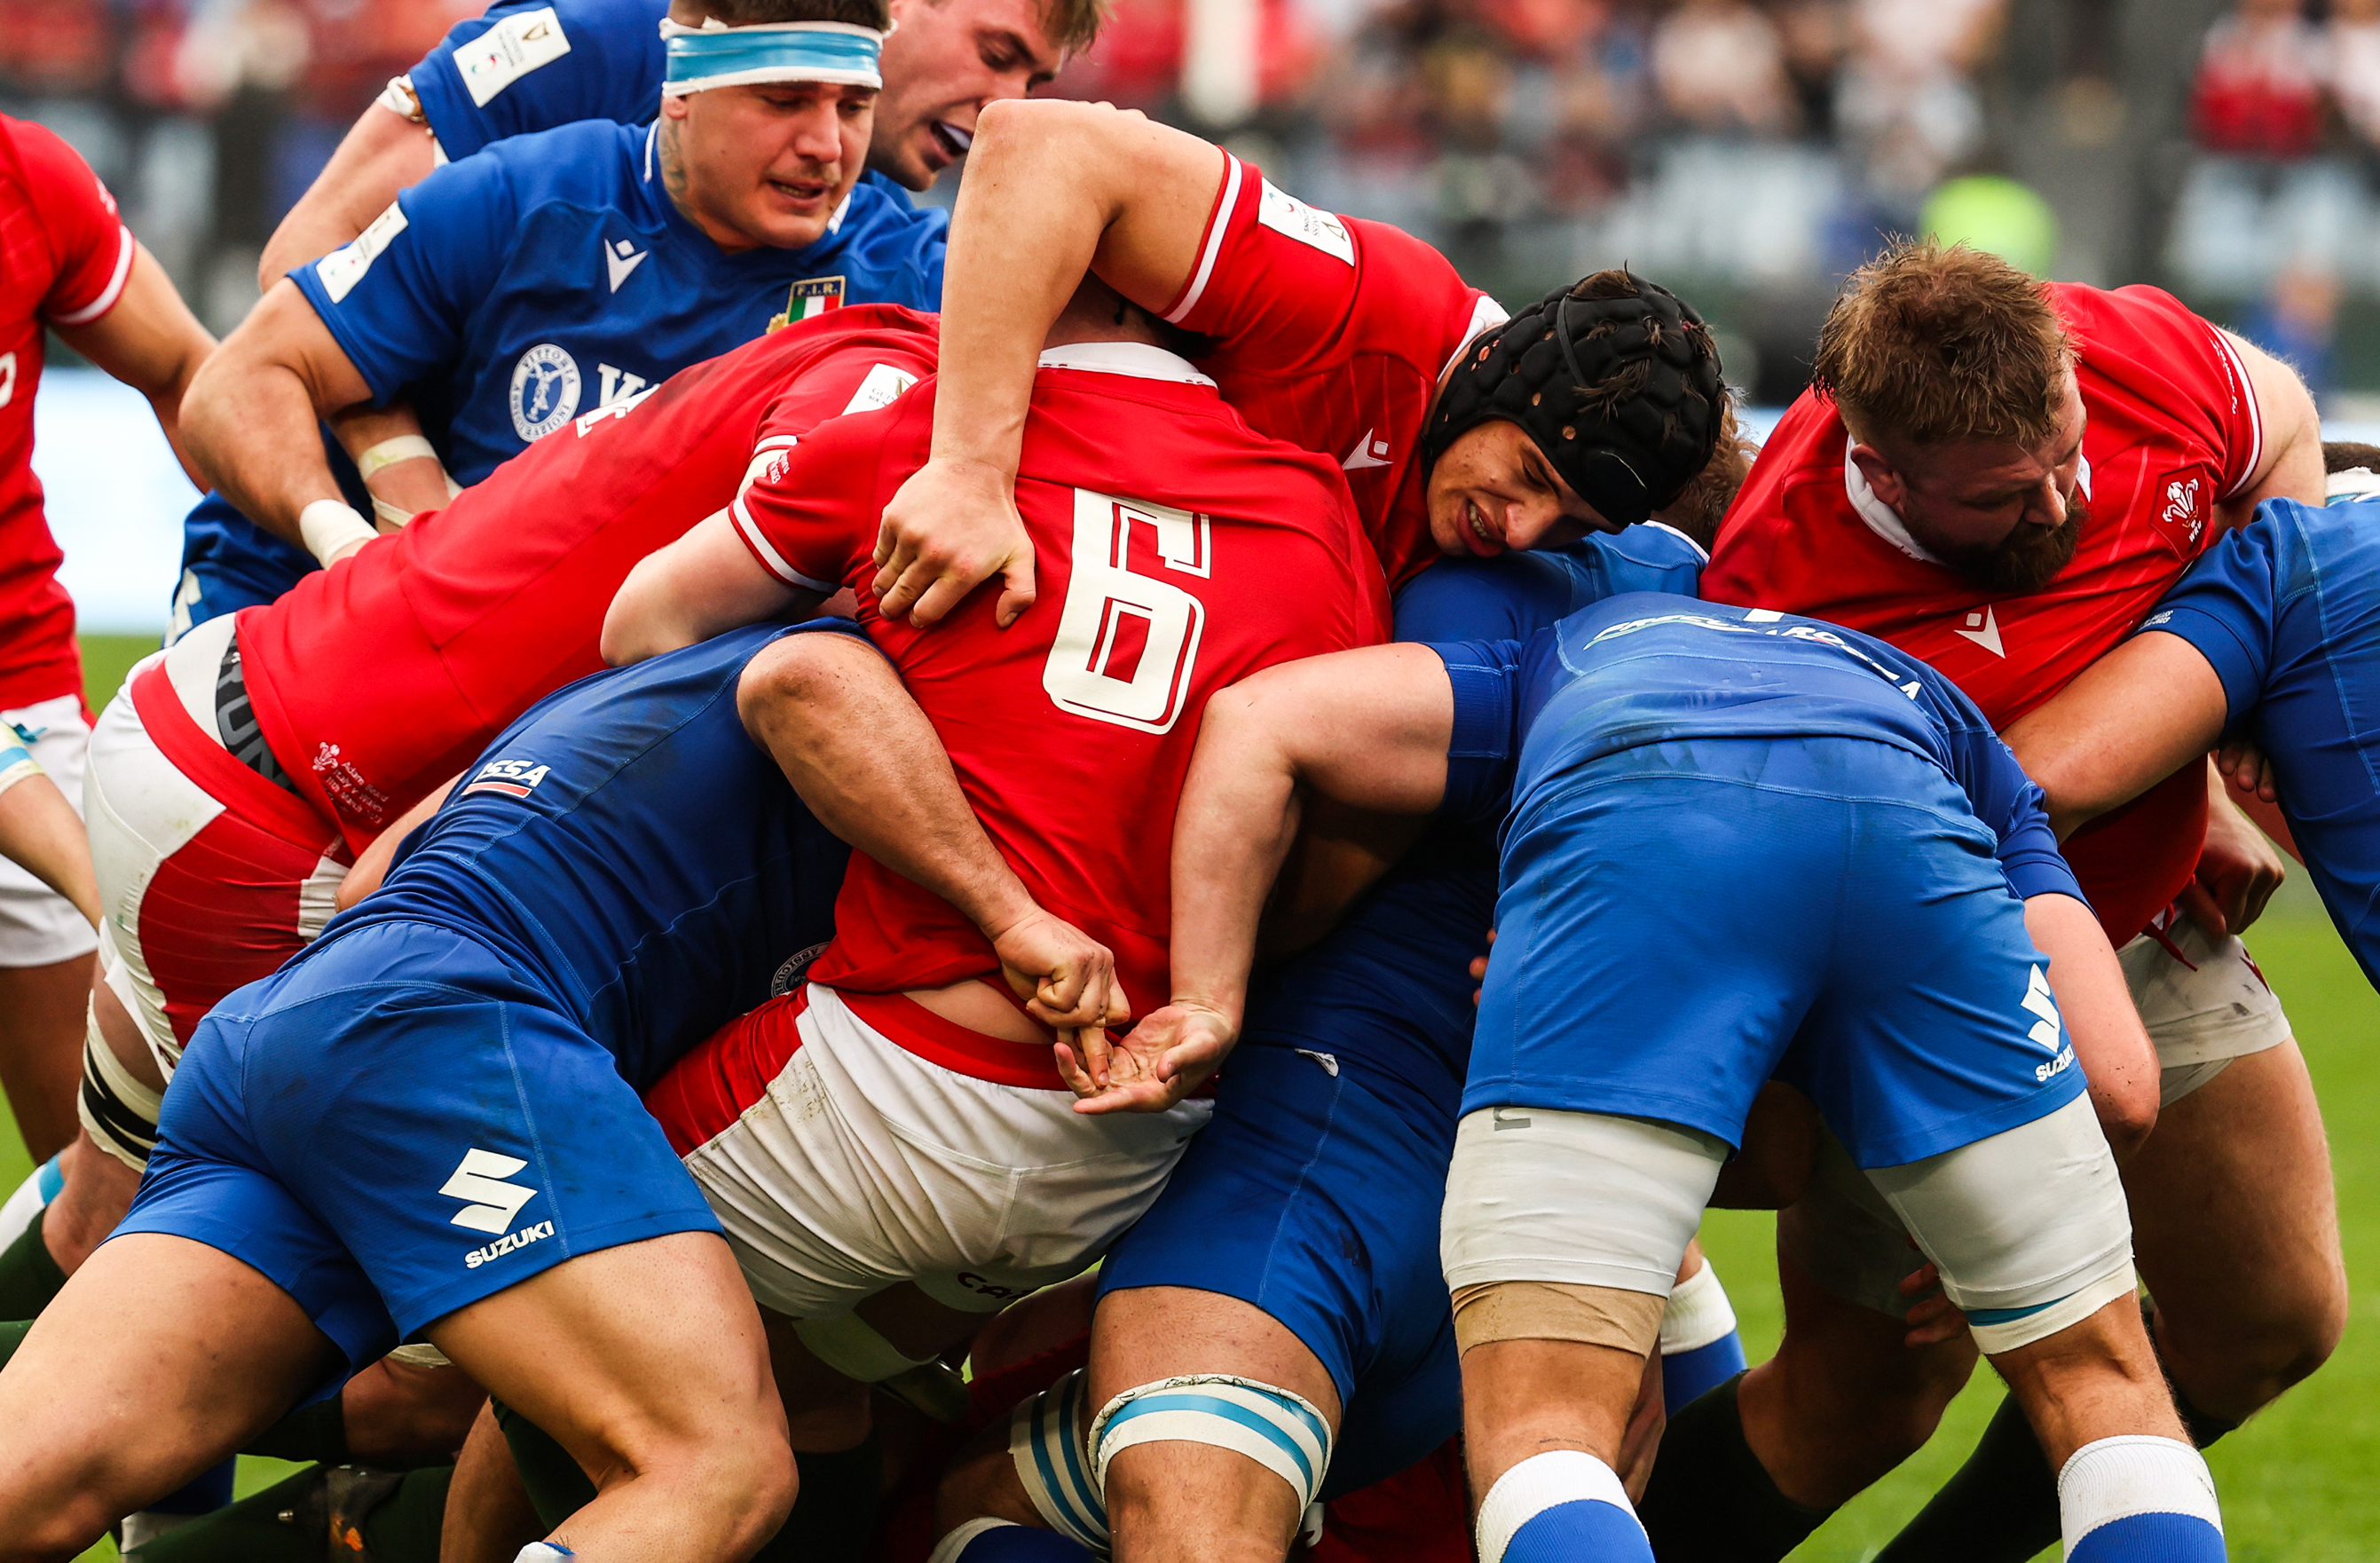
[
  {"xmin": 462, "ymin": 757, "xmax": 551, "ymax": 800},
  {"xmin": 771, "ymin": 942, "xmax": 829, "ymax": 997},
  {"xmin": 464, "ymin": 1220, "xmax": 556, "ymax": 1268}
]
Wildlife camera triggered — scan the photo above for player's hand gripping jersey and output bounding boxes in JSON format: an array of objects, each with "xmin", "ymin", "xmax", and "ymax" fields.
[
  {"xmin": 734, "ymin": 343, "xmax": 1389, "ymax": 1016},
  {"xmin": 0, "ymin": 114, "xmax": 133, "ymax": 712},
  {"xmin": 1161, "ymin": 154, "xmax": 1506, "ymax": 591},
  {"xmin": 1704, "ymin": 283, "xmax": 2265, "ymax": 941},
  {"xmin": 94, "ymin": 309, "xmax": 934, "ymax": 1067}
]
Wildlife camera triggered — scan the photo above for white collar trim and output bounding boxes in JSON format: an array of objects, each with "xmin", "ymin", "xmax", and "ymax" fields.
[
  {"xmin": 1840, "ymin": 434, "xmax": 2094, "ymax": 564},
  {"xmin": 1036, "ymin": 340, "xmax": 1216, "ymax": 387},
  {"xmin": 1842, "ymin": 435, "xmax": 1940, "ymax": 564}
]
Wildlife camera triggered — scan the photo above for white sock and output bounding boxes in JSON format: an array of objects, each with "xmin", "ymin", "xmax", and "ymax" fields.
[
  {"xmin": 514, "ymin": 1545, "xmax": 575, "ymax": 1562},
  {"xmin": 1475, "ymin": 1450, "xmax": 1644, "ymax": 1563},
  {"xmin": 1659, "ymin": 1259, "xmax": 1738, "ymax": 1354},
  {"xmin": 2058, "ymin": 1435, "xmax": 2222, "ymax": 1556}
]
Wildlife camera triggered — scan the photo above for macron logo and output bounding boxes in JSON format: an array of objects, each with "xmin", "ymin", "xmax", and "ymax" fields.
[
  {"xmin": 1342, "ymin": 428, "xmax": 1391, "ymax": 470},
  {"xmin": 441, "ymin": 1149, "xmax": 539, "ymax": 1235},
  {"xmin": 1952, "ymin": 604, "xmax": 2005, "ymax": 658},
  {"xmin": 604, "ymin": 238, "xmax": 649, "ymax": 293}
]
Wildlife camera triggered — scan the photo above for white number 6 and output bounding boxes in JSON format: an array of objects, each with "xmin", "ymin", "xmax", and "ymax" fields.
[{"xmin": 1043, "ymin": 487, "xmax": 1210, "ymax": 734}]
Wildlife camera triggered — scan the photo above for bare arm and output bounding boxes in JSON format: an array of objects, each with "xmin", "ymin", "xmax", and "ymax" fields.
[
  {"xmin": 1068, "ymin": 643, "xmax": 1455, "ymax": 1113},
  {"xmin": 260, "ymin": 102, "xmax": 438, "ymax": 289},
  {"xmin": 2001, "ymin": 632, "xmax": 2230, "ymax": 839},
  {"xmin": 0, "ymin": 771, "xmax": 99, "ymax": 928},
  {"xmin": 734, "ymin": 632, "xmax": 1123, "ymax": 1033},
  {"xmin": 2026, "ymin": 891, "xmax": 2158, "ymax": 1158},
  {"xmin": 51, "ymin": 242, "xmax": 215, "ymax": 489},
  {"xmin": 331, "ymin": 401, "xmax": 461, "ymax": 525},
  {"xmin": 873, "ymin": 100, "xmax": 1225, "ymax": 628},
  {"xmin": 602, "ymin": 511, "xmax": 823, "ymax": 667},
  {"xmin": 2216, "ymin": 331, "xmax": 2325, "ymax": 527},
  {"xmin": 335, "ymin": 778, "xmax": 457, "ymax": 911},
  {"xmin": 179, "ymin": 280, "xmax": 376, "ymax": 556}
]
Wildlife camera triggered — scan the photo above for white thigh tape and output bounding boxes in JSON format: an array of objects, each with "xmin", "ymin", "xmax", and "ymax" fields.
[
  {"xmin": 1442, "ymin": 1106, "xmax": 1727, "ymax": 1296},
  {"xmin": 927, "ymin": 1519, "xmax": 1022, "ymax": 1563},
  {"xmin": 1866, "ymin": 1094, "xmax": 2135, "ymax": 1354},
  {"xmin": 78, "ymin": 1009, "xmax": 162, "ymax": 1172},
  {"xmin": 1089, "ymin": 1374, "xmax": 1334, "ymax": 1514},
  {"xmin": 1010, "ymin": 1368, "xmax": 1109, "ymax": 1555}
]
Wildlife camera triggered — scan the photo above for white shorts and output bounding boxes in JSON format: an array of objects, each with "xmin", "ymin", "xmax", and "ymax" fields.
[
  {"xmin": 85, "ymin": 617, "xmax": 345, "ymax": 1076},
  {"xmin": 673, "ymin": 985, "xmax": 1212, "ymax": 1320},
  {"xmin": 2119, "ymin": 910, "xmax": 2291, "ymax": 1105},
  {"xmin": 0, "ymin": 691, "xmax": 99, "ymax": 968}
]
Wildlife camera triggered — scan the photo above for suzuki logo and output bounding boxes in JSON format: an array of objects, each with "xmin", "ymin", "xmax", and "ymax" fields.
[{"xmin": 440, "ymin": 1149, "xmax": 539, "ymax": 1235}]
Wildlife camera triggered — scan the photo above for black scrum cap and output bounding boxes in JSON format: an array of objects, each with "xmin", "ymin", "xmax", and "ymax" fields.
[{"xmin": 1419, "ymin": 273, "xmax": 1724, "ymax": 527}]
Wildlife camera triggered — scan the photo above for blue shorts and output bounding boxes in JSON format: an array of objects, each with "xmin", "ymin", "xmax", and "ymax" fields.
[
  {"xmin": 1099, "ymin": 1042, "xmax": 1461, "ymax": 1500},
  {"xmin": 119, "ymin": 919, "xmax": 721, "ymax": 1394},
  {"xmin": 1469, "ymin": 737, "xmax": 2089, "ymax": 1168}
]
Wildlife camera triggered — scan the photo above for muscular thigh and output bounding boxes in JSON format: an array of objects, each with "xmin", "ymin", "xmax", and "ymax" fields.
[{"xmin": 2124, "ymin": 1041, "xmax": 2343, "ymax": 1354}]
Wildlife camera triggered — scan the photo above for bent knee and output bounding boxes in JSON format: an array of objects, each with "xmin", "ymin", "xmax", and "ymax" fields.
[{"xmin": 2162, "ymin": 1279, "xmax": 2348, "ymax": 1409}]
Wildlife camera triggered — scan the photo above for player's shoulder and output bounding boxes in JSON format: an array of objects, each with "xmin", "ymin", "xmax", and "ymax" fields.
[
  {"xmin": 2054, "ymin": 280, "xmax": 2228, "ymax": 370},
  {"xmin": 0, "ymin": 114, "xmax": 110, "ymax": 224},
  {"xmin": 470, "ymin": 118, "xmax": 645, "ymax": 202}
]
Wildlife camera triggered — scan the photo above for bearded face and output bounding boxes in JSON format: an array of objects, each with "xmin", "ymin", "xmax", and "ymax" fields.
[{"xmin": 1930, "ymin": 493, "xmax": 2087, "ymax": 596}]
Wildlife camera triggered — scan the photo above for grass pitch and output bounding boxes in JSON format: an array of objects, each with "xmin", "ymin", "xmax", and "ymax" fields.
[{"xmin": 48, "ymin": 635, "xmax": 2380, "ymax": 1561}]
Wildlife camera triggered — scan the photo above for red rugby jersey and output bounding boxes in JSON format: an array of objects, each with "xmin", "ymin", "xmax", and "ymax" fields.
[
  {"xmin": 1162, "ymin": 153, "xmax": 1503, "ymax": 593},
  {"xmin": 0, "ymin": 115, "xmax": 134, "ymax": 711},
  {"xmin": 1704, "ymin": 282, "xmax": 2264, "ymax": 941},
  {"xmin": 240, "ymin": 306, "xmax": 940, "ymax": 853},
  {"xmin": 736, "ymin": 342, "xmax": 1388, "ymax": 1016}
]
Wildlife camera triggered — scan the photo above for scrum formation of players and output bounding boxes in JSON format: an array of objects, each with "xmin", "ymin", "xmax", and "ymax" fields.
[{"xmin": 0, "ymin": 1, "xmax": 2376, "ymax": 1560}]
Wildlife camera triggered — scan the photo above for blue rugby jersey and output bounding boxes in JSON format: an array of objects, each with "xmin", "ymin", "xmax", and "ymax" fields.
[
  {"xmin": 407, "ymin": 0, "xmax": 670, "ymax": 159},
  {"xmin": 1236, "ymin": 530, "xmax": 1706, "ymax": 1102},
  {"xmin": 318, "ymin": 623, "xmax": 852, "ymax": 1091},
  {"xmin": 2137, "ymin": 495, "xmax": 2380, "ymax": 985},
  {"xmin": 1432, "ymin": 594, "xmax": 2082, "ymax": 904},
  {"xmin": 174, "ymin": 118, "xmax": 942, "ymax": 630}
]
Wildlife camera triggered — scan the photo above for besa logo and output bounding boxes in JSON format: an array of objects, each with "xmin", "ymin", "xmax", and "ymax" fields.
[
  {"xmin": 461, "ymin": 757, "xmax": 552, "ymax": 801},
  {"xmin": 2161, "ymin": 478, "xmax": 2204, "ymax": 544}
]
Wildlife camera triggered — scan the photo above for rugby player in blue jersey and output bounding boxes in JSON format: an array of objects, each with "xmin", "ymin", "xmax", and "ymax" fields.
[
  {"xmin": 926, "ymin": 536, "xmax": 1740, "ymax": 1563},
  {"xmin": 2006, "ymin": 449, "xmax": 2380, "ymax": 994},
  {"xmin": 1108, "ymin": 596, "xmax": 2219, "ymax": 1563},
  {"xmin": 165, "ymin": 0, "xmax": 954, "ymax": 635},
  {"xmin": 0, "ymin": 622, "xmax": 1119, "ymax": 1563}
]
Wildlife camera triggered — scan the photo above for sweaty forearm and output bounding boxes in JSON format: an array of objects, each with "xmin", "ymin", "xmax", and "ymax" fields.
[
  {"xmin": 2024, "ymin": 891, "xmax": 2157, "ymax": 1158},
  {"xmin": 183, "ymin": 358, "xmax": 350, "ymax": 545},
  {"xmin": 739, "ymin": 634, "xmax": 1036, "ymax": 942},
  {"xmin": 1167, "ymin": 709, "xmax": 1306, "ymax": 1022}
]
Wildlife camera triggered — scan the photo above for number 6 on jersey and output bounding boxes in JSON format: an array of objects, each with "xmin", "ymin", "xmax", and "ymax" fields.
[{"xmin": 1044, "ymin": 488, "xmax": 1212, "ymax": 734}]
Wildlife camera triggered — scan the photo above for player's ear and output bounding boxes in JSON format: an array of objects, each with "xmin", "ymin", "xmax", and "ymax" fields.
[{"xmin": 1847, "ymin": 443, "xmax": 1905, "ymax": 510}]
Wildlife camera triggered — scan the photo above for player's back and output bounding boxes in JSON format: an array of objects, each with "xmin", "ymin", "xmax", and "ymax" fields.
[
  {"xmin": 238, "ymin": 307, "xmax": 939, "ymax": 850},
  {"xmin": 768, "ymin": 344, "xmax": 1390, "ymax": 1010},
  {"xmin": 333, "ymin": 624, "xmax": 850, "ymax": 1089}
]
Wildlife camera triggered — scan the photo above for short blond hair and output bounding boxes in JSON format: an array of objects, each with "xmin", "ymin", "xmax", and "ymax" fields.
[
  {"xmin": 1036, "ymin": 0, "xmax": 1111, "ymax": 54},
  {"xmin": 1813, "ymin": 240, "xmax": 2072, "ymax": 448}
]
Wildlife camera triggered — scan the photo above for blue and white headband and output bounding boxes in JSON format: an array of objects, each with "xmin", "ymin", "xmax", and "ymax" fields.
[{"xmin": 658, "ymin": 17, "xmax": 886, "ymax": 94}]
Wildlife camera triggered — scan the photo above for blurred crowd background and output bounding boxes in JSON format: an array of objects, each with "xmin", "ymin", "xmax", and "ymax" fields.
[{"xmin": 4, "ymin": 0, "xmax": 2376, "ymax": 411}]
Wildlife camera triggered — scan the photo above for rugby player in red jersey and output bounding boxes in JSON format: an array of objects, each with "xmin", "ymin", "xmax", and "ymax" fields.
[
  {"xmin": 863, "ymin": 99, "xmax": 1748, "ymax": 628},
  {"xmin": 0, "ymin": 114, "xmax": 211, "ymax": 1170},
  {"xmin": 0, "ymin": 312, "xmax": 944, "ymax": 1493},
  {"xmin": 602, "ymin": 280, "xmax": 1387, "ymax": 1494},
  {"xmin": 1658, "ymin": 241, "xmax": 2330, "ymax": 1563}
]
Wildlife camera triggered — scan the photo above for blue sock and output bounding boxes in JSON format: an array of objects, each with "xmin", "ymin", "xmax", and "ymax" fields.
[
  {"xmin": 1662, "ymin": 1333, "xmax": 1747, "ymax": 1414},
  {"xmin": 146, "ymin": 1457, "xmax": 237, "ymax": 1515},
  {"xmin": 1504, "ymin": 1499, "xmax": 1658, "ymax": 1562},
  {"xmin": 2061, "ymin": 1436, "xmax": 2225, "ymax": 1561},
  {"xmin": 1660, "ymin": 1258, "xmax": 1746, "ymax": 1416},
  {"xmin": 1478, "ymin": 1451, "xmax": 1655, "ymax": 1563},
  {"xmin": 934, "ymin": 1520, "xmax": 1096, "ymax": 1563}
]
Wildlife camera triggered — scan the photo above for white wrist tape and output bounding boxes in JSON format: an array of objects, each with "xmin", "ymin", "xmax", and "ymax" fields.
[
  {"xmin": 298, "ymin": 499, "xmax": 376, "ymax": 567},
  {"xmin": 1660, "ymin": 1257, "xmax": 1739, "ymax": 1354},
  {"xmin": 357, "ymin": 434, "xmax": 440, "ymax": 478}
]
